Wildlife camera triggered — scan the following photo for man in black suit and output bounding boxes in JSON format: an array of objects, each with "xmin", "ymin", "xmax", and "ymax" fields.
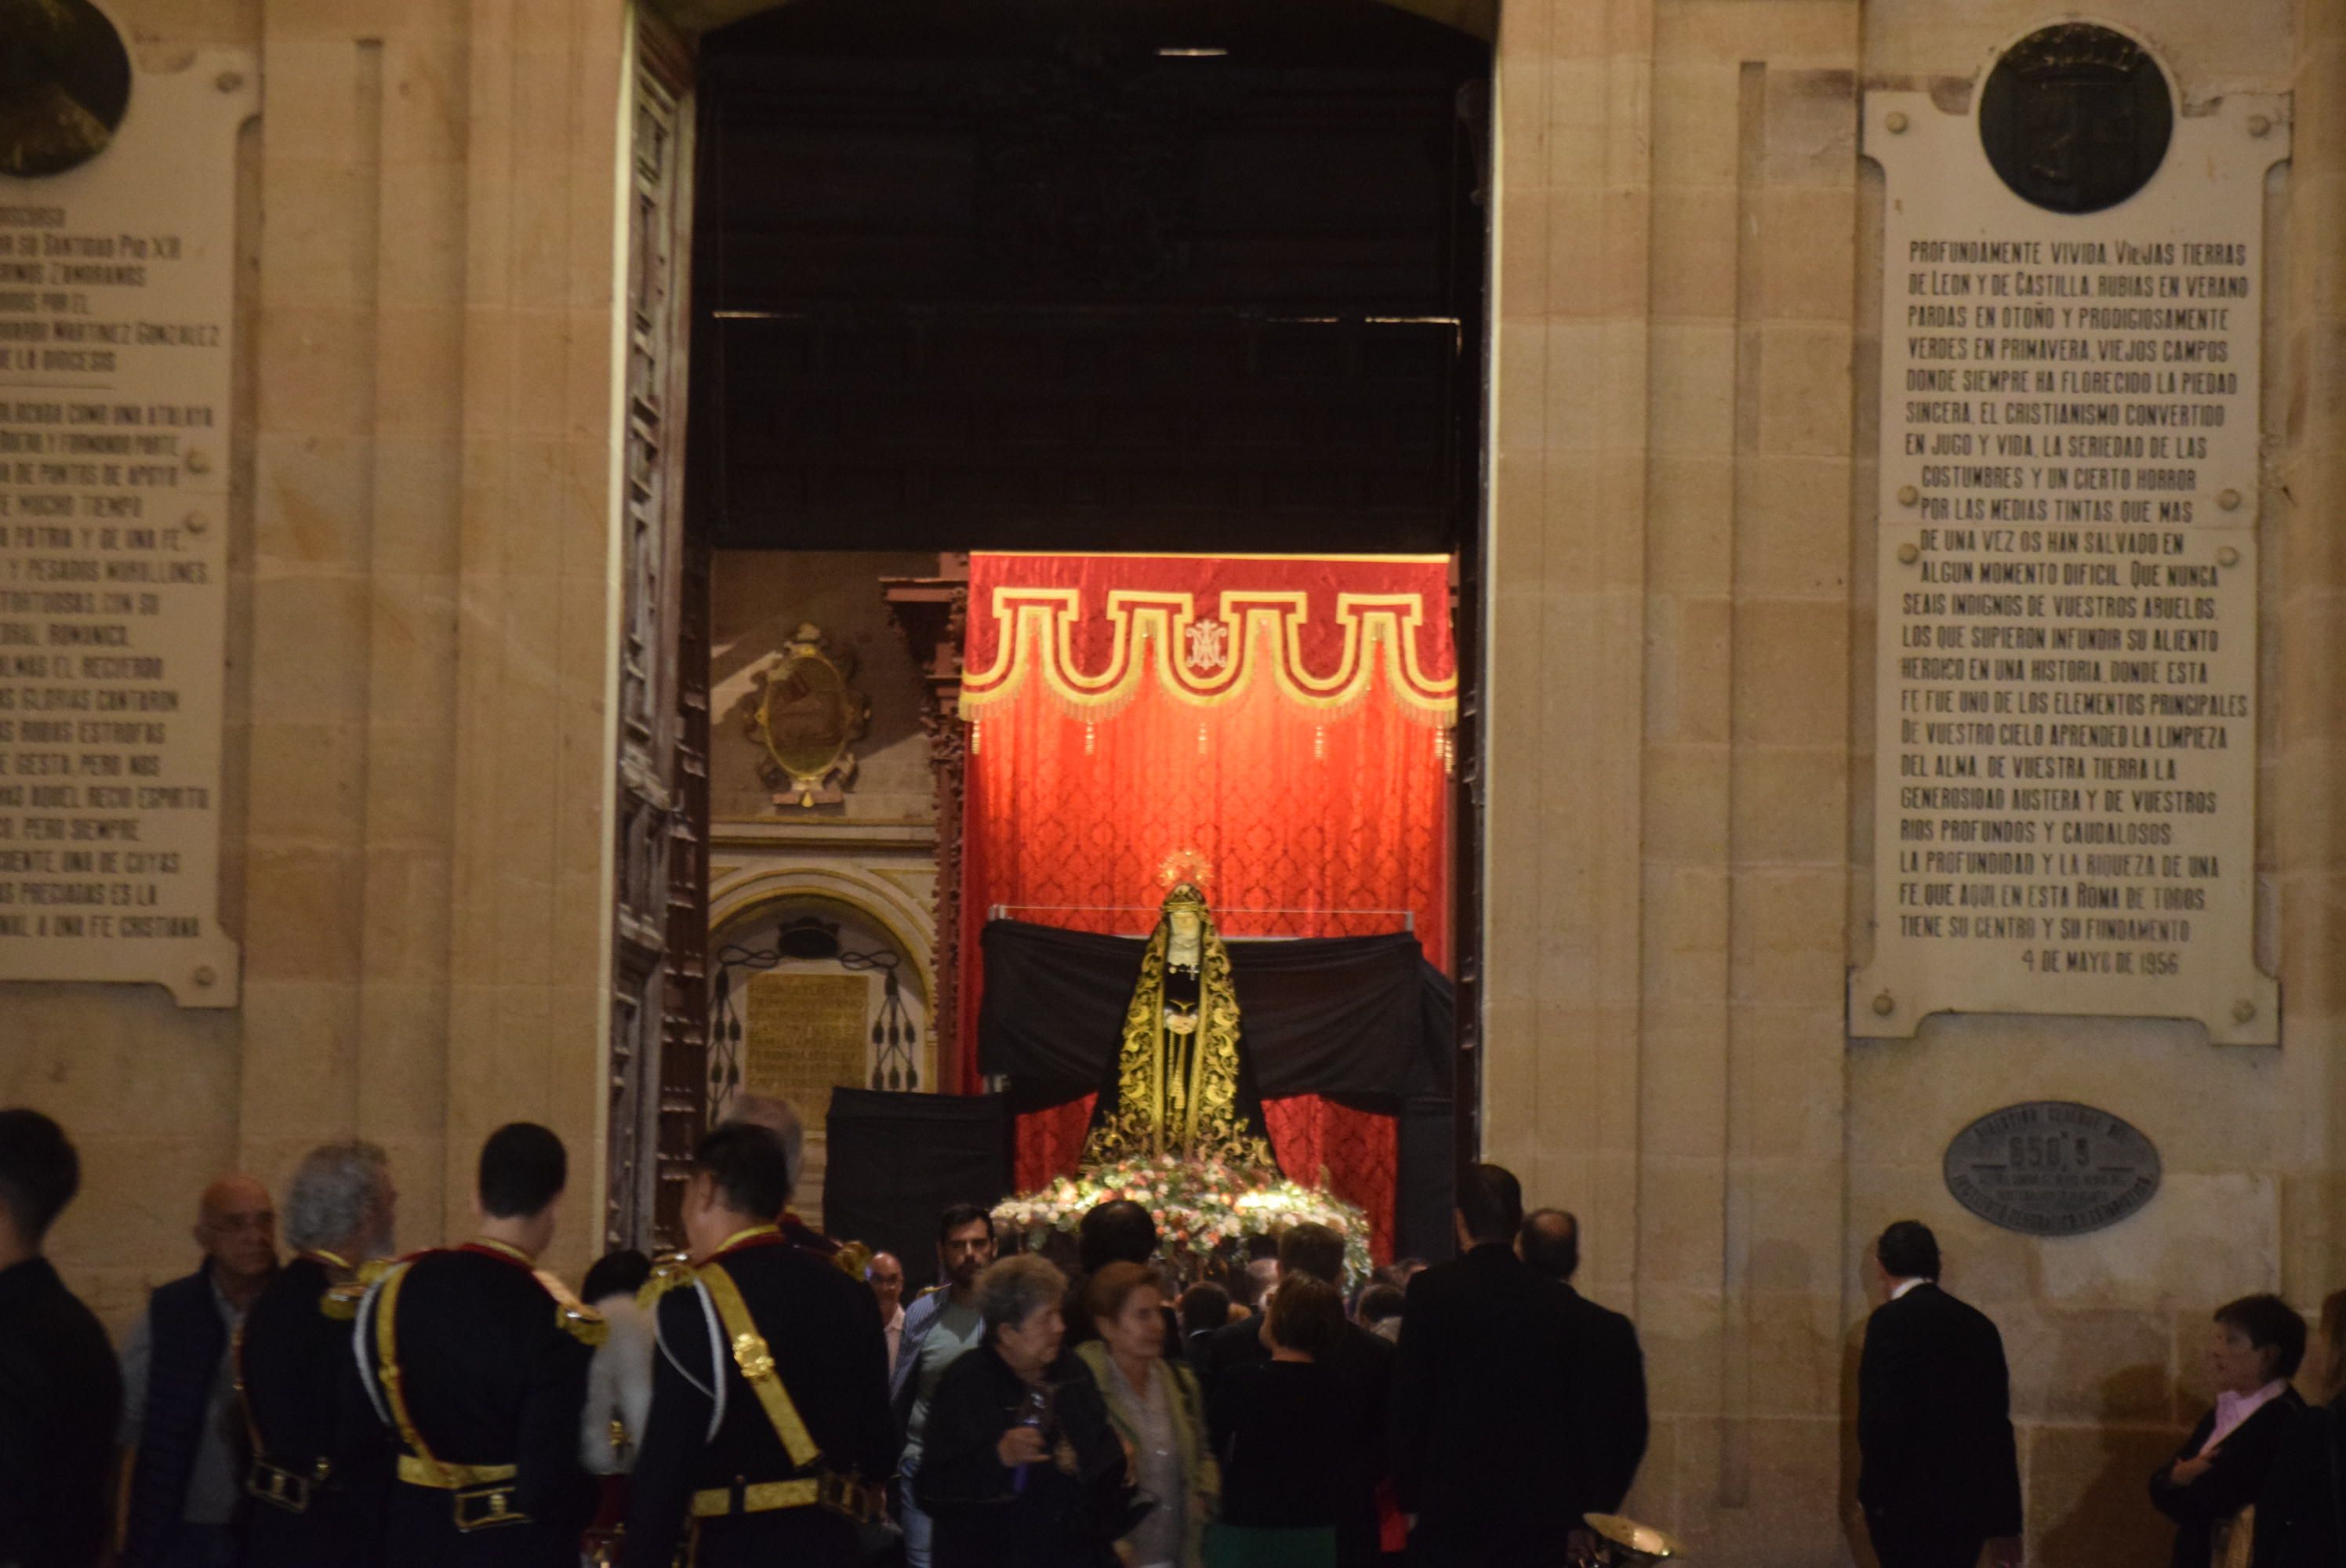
[
  {"xmin": 0, "ymin": 1109, "xmax": 122, "ymax": 1568},
  {"xmin": 1062, "ymin": 1198, "xmax": 1186, "ymax": 1363},
  {"xmin": 1856, "ymin": 1221, "xmax": 2024, "ymax": 1568},
  {"xmin": 1197, "ymin": 1221, "xmax": 1394, "ymax": 1567},
  {"xmin": 1518, "ymin": 1208, "xmax": 1647, "ymax": 1518},
  {"xmin": 1391, "ymin": 1163, "xmax": 1579, "ymax": 1567}
]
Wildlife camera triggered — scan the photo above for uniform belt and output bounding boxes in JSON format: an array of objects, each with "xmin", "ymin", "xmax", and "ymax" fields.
[
  {"xmin": 691, "ymin": 1479, "xmax": 820, "ymax": 1517},
  {"xmin": 688, "ymin": 1471, "xmax": 884, "ymax": 1522},
  {"xmin": 396, "ymin": 1455, "xmax": 519, "ymax": 1490},
  {"xmin": 246, "ymin": 1456, "xmax": 330, "ymax": 1514}
]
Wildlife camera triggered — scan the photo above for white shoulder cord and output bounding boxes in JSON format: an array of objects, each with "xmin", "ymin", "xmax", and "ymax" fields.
[
  {"xmin": 350, "ymin": 1268, "xmax": 397, "ymax": 1430},
  {"xmin": 652, "ymin": 1281, "xmax": 729, "ymax": 1443}
]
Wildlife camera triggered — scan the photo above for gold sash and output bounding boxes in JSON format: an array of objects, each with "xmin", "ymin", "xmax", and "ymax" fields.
[
  {"xmin": 695, "ymin": 1261, "xmax": 819, "ymax": 1469},
  {"xmin": 372, "ymin": 1262, "xmax": 528, "ymax": 1530}
]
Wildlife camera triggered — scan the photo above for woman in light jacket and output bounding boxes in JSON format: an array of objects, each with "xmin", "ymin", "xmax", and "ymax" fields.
[{"xmin": 1076, "ymin": 1262, "xmax": 1218, "ymax": 1568}]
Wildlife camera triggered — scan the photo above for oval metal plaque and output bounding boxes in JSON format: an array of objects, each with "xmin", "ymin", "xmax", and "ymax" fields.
[{"xmin": 1943, "ymin": 1101, "xmax": 2161, "ymax": 1236}]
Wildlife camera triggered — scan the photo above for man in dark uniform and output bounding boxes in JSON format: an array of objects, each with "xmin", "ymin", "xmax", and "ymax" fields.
[
  {"xmin": 622, "ymin": 1122, "xmax": 895, "ymax": 1568},
  {"xmin": 355, "ymin": 1123, "xmax": 599, "ymax": 1567},
  {"xmin": 0, "ymin": 1108, "xmax": 122, "ymax": 1568},
  {"xmin": 238, "ymin": 1141, "xmax": 400, "ymax": 1568}
]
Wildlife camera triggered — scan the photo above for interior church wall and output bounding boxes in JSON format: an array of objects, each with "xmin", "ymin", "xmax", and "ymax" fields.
[
  {"xmin": 707, "ymin": 549, "xmax": 939, "ymax": 822},
  {"xmin": 707, "ymin": 548, "xmax": 943, "ymax": 1226}
]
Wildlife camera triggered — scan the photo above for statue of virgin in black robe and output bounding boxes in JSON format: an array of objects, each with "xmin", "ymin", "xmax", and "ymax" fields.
[{"xmin": 1080, "ymin": 882, "xmax": 1275, "ymax": 1169}]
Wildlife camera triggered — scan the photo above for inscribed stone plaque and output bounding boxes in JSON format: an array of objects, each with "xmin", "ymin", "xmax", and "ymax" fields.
[
  {"xmin": 1944, "ymin": 1101, "xmax": 2161, "ymax": 1237},
  {"xmin": 743, "ymin": 971, "xmax": 873, "ymax": 1124},
  {"xmin": 0, "ymin": 42, "xmax": 255, "ymax": 1006},
  {"xmin": 1854, "ymin": 27, "xmax": 2282, "ymax": 1044}
]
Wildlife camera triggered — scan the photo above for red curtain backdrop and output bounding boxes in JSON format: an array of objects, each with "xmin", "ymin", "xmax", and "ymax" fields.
[{"xmin": 961, "ymin": 554, "xmax": 1452, "ymax": 1261}]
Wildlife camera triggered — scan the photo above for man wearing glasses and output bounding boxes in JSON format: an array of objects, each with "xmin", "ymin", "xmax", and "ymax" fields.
[{"xmin": 118, "ymin": 1173, "xmax": 281, "ymax": 1568}]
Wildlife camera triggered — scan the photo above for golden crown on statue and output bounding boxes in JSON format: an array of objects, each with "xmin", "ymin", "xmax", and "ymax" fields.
[{"xmin": 1157, "ymin": 848, "xmax": 1213, "ymax": 889}]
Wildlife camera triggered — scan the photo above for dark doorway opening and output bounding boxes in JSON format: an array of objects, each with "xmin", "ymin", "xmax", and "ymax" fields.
[{"xmin": 691, "ymin": 0, "xmax": 1491, "ymax": 555}]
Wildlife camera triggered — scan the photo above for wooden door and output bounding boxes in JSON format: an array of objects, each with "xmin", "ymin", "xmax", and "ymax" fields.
[{"xmin": 607, "ymin": 12, "xmax": 708, "ymax": 1251}]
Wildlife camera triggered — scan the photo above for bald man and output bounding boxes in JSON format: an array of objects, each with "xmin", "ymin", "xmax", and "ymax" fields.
[
  {"xmin": 866, "ymin": 1251, "xmax": 906, "ymax": 1377},
  {"xmin": 121, "ymin": 1174, "xmax": 279, "ymax": 1568}
]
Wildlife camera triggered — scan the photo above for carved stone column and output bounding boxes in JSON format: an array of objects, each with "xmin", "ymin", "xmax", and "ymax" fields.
[{"xmin": 882, "ymin": 559, "xmax": 970, "ymax": 1090}]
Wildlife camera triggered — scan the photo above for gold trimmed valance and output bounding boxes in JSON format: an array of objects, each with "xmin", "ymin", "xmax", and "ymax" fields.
[{"xmin": 957, "ymin": 554, "xmax": 1457, "ymax": 728}]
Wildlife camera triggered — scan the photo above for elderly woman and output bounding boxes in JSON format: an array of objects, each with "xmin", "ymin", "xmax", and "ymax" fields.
[
  {"xmin": 915, "ymin": 1254, "xmax": 1135, "ymax": 1568},
  {"xmin": 1075, "ymin": 1263, "xmax": 1218, "ymax": 1568},
  {"xmin": 2255, "ymin": 1289, "xmax": 2346, "ymax": 1568},
  {"xmin": 2151, "ymin": 1293, "xmax": 2308, "ymax": 1568}
]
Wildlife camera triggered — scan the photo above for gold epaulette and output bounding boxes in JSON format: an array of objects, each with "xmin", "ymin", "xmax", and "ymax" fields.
[
  {"xmin": 833, "ymin": 1241, "xmax": 873, "ymax": 1280},
  {"xmin": 637, "ymin": 1250, "xmax": 696, "ymax": 1312},
  {"xmin": 558, "ymin": 1300, "xmax": 608, "ymax": 1348},
  {"xmin": 528, "ymin": 1267, "xmax": 608, "ymax": 1348},
  {"xmin": 318, "ymin": 1257, "xmax": 394, "ymax": 1322}
]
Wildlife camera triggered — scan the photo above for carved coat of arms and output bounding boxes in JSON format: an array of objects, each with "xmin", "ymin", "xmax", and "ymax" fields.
[{"xmin": 745, "ymin": 625, "xmax": 871, "ymax": 808}]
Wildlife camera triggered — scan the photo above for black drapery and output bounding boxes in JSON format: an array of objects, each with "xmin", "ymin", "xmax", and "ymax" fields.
[
  {"xmin": 978, "ymin": 920, "xmax": 1456, "ymax": 1258},
  {"xmin": 979, "ymin": 920, "xmax": 1451, "ymax": 1103},
  {"xmin": 824, "ymin": 1089, "xmax": 1009, "ymax": 1293}
]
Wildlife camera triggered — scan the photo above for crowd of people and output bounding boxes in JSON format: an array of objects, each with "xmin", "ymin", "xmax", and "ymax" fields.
[{"xmin": 0, "ymin": 1098, "xmax": 2341, "ymax": 1568}]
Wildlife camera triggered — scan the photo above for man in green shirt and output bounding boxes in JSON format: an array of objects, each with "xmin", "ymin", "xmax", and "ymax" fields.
[{"xmin": 889, "ymin": 1204, "xmax": 997, "ymax": 1568}]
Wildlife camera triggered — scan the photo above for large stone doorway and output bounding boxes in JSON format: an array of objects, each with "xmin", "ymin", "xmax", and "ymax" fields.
[{"xmin": 609, "ymin": 0, "xmax": 1493, "ymax": 1247}]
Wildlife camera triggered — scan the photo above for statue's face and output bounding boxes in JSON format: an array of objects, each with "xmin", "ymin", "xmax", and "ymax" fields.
[{"xmin": 1171, "ymin": 909, "xmax": 1201, "ymax": 945}]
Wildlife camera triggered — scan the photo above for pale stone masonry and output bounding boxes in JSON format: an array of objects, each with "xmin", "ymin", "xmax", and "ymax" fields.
[{"xmin": 1, "ymin": 1, "xmax": 2339, "ymax": 1563}]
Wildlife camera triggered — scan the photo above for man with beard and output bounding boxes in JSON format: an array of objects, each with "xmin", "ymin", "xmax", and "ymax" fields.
[
  {"xmin": 237, "ymin": 1142, "xmax": 400, "ymax": 1568},
  {"xmin": 890, "ymin": 1204, "xmax": 997, "ymax": 1568}
]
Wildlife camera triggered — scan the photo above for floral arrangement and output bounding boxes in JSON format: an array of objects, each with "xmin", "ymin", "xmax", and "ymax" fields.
[{"xmin": 992, "ymin": 1153, "xmax": 1374, "ymax": 1287}]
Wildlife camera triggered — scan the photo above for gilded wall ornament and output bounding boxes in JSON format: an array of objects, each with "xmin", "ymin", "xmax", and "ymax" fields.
[{"xmin": 746, "ymin": 625, "xmax": 871, "ymax": 808}]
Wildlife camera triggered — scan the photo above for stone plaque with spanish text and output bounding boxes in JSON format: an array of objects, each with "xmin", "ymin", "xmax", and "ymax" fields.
[
  {"xmin": 0, "ymin": 39, "xmax": 255, "ymax": 1006},
  {"xmin": 743, "ymin": 971, "xmax": 873, "ymax": 1125},
  {"xmin": 1854, "ymin": 27, "xmax": 2282, "ymax": 1043}
]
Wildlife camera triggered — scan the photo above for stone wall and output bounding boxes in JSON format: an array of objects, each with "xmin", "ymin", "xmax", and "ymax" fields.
[
  {"xmin": 1480, "ymin": 0, "xmax": 2345, "ymax": 1563},
  {"xmin": 0, "ymin": 0, "xmax": 631, "ymax": 1316}
]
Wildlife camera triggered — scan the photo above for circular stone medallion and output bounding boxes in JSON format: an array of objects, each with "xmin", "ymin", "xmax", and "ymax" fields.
[
  {"xmin": 1977, "ymin": 23, "xmax": 2173, "ymax": 215},
  {"xmin": 0, "ymin": 0, "xmax": 133, "ymax": 179}
]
